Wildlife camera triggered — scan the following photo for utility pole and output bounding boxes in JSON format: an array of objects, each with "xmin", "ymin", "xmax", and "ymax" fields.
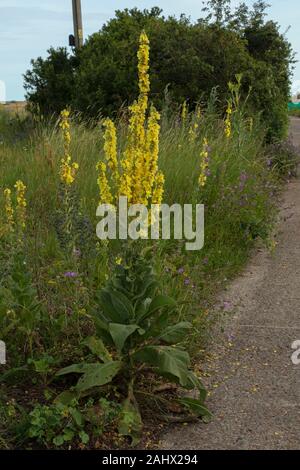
[{"xmin": 71, "ymin": 0, "xmax": 83, "ymax": 49}]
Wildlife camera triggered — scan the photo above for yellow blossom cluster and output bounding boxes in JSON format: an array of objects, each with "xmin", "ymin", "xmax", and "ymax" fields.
[
  {"xmin": 3, "ymin": 180, "xmax": 27, "ymax": 233},
  {"xmin": 59, "ymin": 110, "xmax": 79, "ymax": 185},
  {"xmin": 189, "ymin": 122, "xmax": 199, "ymax": 142},
  {"xmin": 103, "ymin": 118, "xmax": 119, "ymax": 177},
  {"xmin": 97, "ymin": 31, "xmax": 164, "ymax": 208},
  {"xmin": 15, "ymin": 180, "xmax": 27, "ymax": 229},
  {"xmin": 96, "ymin": 161, "xmax": 113, "ymax": 205},
  {"xmin": 198, "ymin": 137, "xmax": 210, "ymax": 188},
  {"xmin": 188, "ymin": 105, "xmax": 202, "ymax": 142},
  {"xmin": 3, "ymin": 188, "xmax": 14, "ymax": 232},
  {"xmin": 181, "ymin": 101, "xmax": 188, "ymax": 122},
  {"xmin": 224, "ymin": 100, "xmax": 232, "ymax": 138}
]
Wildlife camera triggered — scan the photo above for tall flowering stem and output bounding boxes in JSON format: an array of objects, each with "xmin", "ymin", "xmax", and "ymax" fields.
[
  {"xmin": 96, "ymin": 161, "xmax": 113, "ymax": 205},
  {"xmin": 58, "ymin": 109, "xmax": 79, "ymax": 254},
  {"xmin": 152, "ymin": 171, "xmax": 165, "ymax": 205},
  {"xmin": 119, "ymin": 31, "xmax": 164, "ymax": 207},
  {"xmin": 181, "ymin": 101, "xmax": 187, "ymax": 122},
  {"xmin": 14, "ymin": 180, "xmax": 27, "ymax": 230},
  {"xmin": 103, "ymin": 118, "xmax": 119, "ymax": 187},
  {"xmin": 4, "ymin": 188, "xmax": 14, "ymax": 232},
  {"xmin": 198, "ymin": 138, "xmax": 210, "ymax": 188},
  {"xmin": 97, "ymin": 31, "xmax": 164, "ymax": 226},
  {"xmin": 59, "ymin": 110, "xmax": 79, "ymax": 185},
  {"xmin": 224, "ymin": 100, "xmax": 232, "ymax": 139},
  {"xmin": 137, "ymin": 31, "xmax": 150, "ymax": 111}
]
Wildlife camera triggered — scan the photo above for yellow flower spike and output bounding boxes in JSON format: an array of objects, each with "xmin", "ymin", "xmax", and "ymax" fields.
[
  {"xmin": 3, "ymin": 188, "xmax": 14, "ymax": 231},
  {"xmin": 188, "ymin": 122, "xmax": 199, "ymax": 142},
  {"xmin": 196, "ymin": 105, "xmax": 202, "ymax": 120},
  {"xmin": 96, "ymin": 161, "xmax": 113, "ymax": 205},
  {"xmin": 14, "ymin": 180, "xmax": 27, "ymax": 229},
  {"xmin": 102, "ymin": 118, "xmax": 119, "ymax": 181},
  {"xmin": 198, "ymin": 137, "xmax": 209, "ymax": 188},
  {"xmin": 224, "ymin": 100, "xmax": 232, "ymax": 138},
  {"xmin": 59, "ymin": 109, "xmax": 79, "ymax": 185},
  {"xmin": 106, "ymin": 32, "xmax": 164, "ymax": 209},
  {"xmin": 144, "ymin": 105, "xmax": 161, "ymax": 201},
  {"xmin": 152, "ymin": 171, "xmax": 165, "ymax": 206},
  {"xmin": 137, "ymin": 31, "xmax": 150, "ymax": 107},
  {"xmin": 181, "ymin": 101, "xmax": 187, "ymax": 122}
]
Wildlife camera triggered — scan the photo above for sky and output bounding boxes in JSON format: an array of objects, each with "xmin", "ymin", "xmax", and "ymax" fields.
[{"xmin": 0, "ymin": 0, "xmax": 300, "ymax": 101}]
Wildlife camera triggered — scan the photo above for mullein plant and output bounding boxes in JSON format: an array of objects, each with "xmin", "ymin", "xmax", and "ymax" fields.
[
  {"xmin": 188, "ymin": 105, "xmax": 202, "ymax": 142},
  {"xmin": 1, "ymin": 181, "xmax": 40, "ymax": 358},
  {"xmin": 96, "ymin": 31, "xmax": 165, "ymax": 213},
  {"xmin": 224, "ymin": 99, "xmax": 233, "ymax": 139},
  {"xmin": 198, "ymin": 138, "xmax": 210, "ymax": 188},
  {"xmin": 57, "ymin": 109, "xmax": 80, "ymax": 254},
  {"xmin": 3, "ymin": 180, "xmax": 27, "ymax": 241}
]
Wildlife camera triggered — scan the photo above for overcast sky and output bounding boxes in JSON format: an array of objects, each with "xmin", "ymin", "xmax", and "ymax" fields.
[{"xmin": 0, "ymin": 0, "xmax": 299, "ymax": 101}]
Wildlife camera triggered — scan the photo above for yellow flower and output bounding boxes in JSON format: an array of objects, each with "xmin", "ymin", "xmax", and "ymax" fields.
[
  {"xmin": 188, "ymin": 122, "xmax": 199, "ymax": 142},
  {"xmin": 144, "ymin": 105, "xmax": 161, "ymax": 200},
  {"xmin": 198, "ymin": 138, "xmax": 209, "ymax": 188},
  {"xmin": 196, "ymin": 105, "xmax": 202, "ymax": 120},
  {"xmin": 3, "ymin": 188, "xmax": 14, "ymax": 231},
  {"xmin": 59, "ymin": 109, "xmax": 79, "ymax": 185},
  {"xmin": 137, "ymin": 31, "xmax": 150, "ymax": 109},
  {"xmin": 224, "ymin": 101, "xmax": 232, "ymax": 138},
  {"xmin": 96, "ymin": 161, "xmax": 113, "ymax": 205},
  {"xmin": 104, "ymin": 32, "xmax": 164, "ymax": 209},
  {"xmin": 115, "ymin": 256, "xmax": 122, "ymax": 265},
  {"xmin": 14, "ymin": 180, "xmax": 27, "ymax": 229},
  {"xmin": 103, "ymin": 118, "xmax": 119, "ymax": 185},
  {"xmin": 181, "ymin": 101, "xmax": 187, "ymax": 122},
  {"xmin": 152, "ymin": 171, "xmax": 165, "ymax": 205}
]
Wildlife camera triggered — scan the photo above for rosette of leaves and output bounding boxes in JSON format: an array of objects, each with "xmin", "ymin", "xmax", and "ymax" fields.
[{"xmin": 57, "ymin": 251, "xmax": 210, "ymax": 444}]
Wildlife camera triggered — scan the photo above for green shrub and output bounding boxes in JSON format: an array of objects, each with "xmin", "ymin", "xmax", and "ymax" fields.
[{"xmin": 23, "ymin": 3, "xmax": 293, "ymax": 140}]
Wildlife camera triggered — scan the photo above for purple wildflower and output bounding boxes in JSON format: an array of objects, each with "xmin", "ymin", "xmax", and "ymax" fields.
[
  {"xmin": 184, "ymin": 278, "xmax": 190, "ymax": 286},
  {"xmin": 177, "ymin": 267, "xmax": 184, "ymax": 274},
  {"xmin": 64, "ymin": 271, "xmax": 78, "ymax": 278}
]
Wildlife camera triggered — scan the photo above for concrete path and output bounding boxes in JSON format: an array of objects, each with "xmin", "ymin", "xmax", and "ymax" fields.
[{"xmin": 162, "ymin": 118, "xmax": 300, "ymax": 450}]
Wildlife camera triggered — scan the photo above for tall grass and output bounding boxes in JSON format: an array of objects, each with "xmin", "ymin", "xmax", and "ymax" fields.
[{"xmin": 0, "ymin": 103, "xmax": 278, "ymax": 329}]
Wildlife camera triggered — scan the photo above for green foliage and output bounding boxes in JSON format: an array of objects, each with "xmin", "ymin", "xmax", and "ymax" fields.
[
  {"xmin": 0, "ymin": 86, "xmax": 293, "ymax": 448},
  {"xmin": 266, "ymin": 139, "xmax": 299, "ymax": 177},
  {"xmin": 26, "ymin": 395, "xmax": 121, "ymax": 448},
  {"xmin": 57, "ymin": 252, "xmax": 210, "ymax": 443},
  {"xmin": 0, "ymin": 247, "xmax": 42, "ymax": 360},
  {"xmin": 23, "ymin": 3, "xmax": 293, "ymax": 140},
  {"xmin": 23, "ymin": 47, "xmax": 77, "ymax": 116}
]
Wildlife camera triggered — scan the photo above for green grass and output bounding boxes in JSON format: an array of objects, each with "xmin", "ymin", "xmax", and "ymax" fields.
[
  {"xmin": 0, "ymin": 102, "xmax": 296, "ymax": 449},
  {"xmin": 289, "ymin": 108, "xmax": 300, "ymax": 118}
]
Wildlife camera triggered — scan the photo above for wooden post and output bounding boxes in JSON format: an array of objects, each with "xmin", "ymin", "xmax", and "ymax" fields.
[{"xmin": 72, "ymin": 0, "xmax": 83, "ymax": 48}]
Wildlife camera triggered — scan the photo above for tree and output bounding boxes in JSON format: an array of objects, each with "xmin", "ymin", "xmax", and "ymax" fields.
[
  {"xmin": 24, "ymin": 48, "xmax": 77, "ymax": 116},
  {"xmin": 23, "ymin": 3, "xmax": 294, "ymax": 139}
]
